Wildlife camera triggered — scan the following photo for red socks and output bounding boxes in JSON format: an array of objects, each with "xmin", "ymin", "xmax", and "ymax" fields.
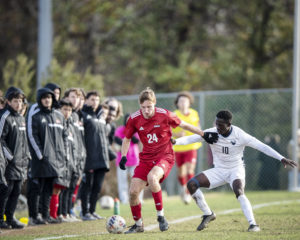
[
  {"xmin": 178, "ymin": 176, "xmax": 186, "ymax": 186},
  {"xmin": 130, "ymin": 203, "xmax": 142, "ymax": 221},
  {"xmin": 50, "ymin": 194, "xmax": 59, "ymax": 219},
  {"xmin": 152, "ymin": 190, "xmax": 163, "ymax": 211}
]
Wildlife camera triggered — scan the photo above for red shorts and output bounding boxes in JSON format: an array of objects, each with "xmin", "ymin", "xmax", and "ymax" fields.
[
  {"xmin": 53, "ymin": 183, "xmax": 66, "ymax": 190},
  {"xmin": 133, "ymin": 154, "xmax": 175, "ymax": 184},
  {"xmin": 175, "ymin": 149, "xmax": 197, "ymax": 167}
]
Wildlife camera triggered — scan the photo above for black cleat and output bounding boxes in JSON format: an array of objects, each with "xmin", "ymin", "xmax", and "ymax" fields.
[
  {"xmin": 248, "ymin": 224, "xmax": 260, "ymax": 232},
  {"xmin": 7, "ymin": 218, "xmax": 25, "ymax": 229},
  {"xmin": 197, "ymin": 212, "xmax": 216, "ymax": 231},
  {"xmin": 157, "ymin": 216, "xmax": 169, "ymax": 232},
  {"xmin": 125, "ymin": 224, "xmax": 144, "ymax": 234},
  {"xmin": 0, "ymin": 220, "xmax": 11, "ymax": 229}
]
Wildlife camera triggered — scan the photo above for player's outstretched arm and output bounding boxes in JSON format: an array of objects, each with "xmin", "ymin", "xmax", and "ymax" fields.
[
  {"xmin": 120, "ymin": 137, "xmax": 131, "ymax": 170},
  {"xmin": 179, "ymin": 121, "xmax": 204, "ymax": 136},
  {"xmin": 281, "ymin": 158, "xmax": 298, "ymax": 168}
]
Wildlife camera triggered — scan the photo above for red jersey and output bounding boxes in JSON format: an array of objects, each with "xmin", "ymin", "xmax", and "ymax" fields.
[{"xmin": 124, "ymin": 107, "xmax": 181, "ymax": 161}]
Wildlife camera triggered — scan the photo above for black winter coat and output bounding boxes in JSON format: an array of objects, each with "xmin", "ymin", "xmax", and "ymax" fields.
[
  {"xmin": 71, "ymin": 111, "xmax": 86, "ymax": 176},
  {"xmin": 27, "ymin": 88, "xmax": 68, "ymax": 178},
  {"xmin": 0, "ymin": 141, "xmax": 7, "ymax": 185},
  {"xmin": 81, "ymin": 105, "xmax": 110, "ymax": 172},
  {"xmin": 0, "ymin": 105, "xmax": 30, "ymax": 180}
]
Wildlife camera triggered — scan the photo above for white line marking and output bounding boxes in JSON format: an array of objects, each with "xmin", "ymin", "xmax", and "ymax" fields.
[
  {"xmin": 34, "ymin": 199, "xmax": 300, "ymax": 240},
  {"xmin": 144, "ymin": 199, "xmax": 300, "ymax": 231}
]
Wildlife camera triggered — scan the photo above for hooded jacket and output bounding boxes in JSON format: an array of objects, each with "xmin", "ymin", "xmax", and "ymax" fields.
[
  {"xmin": 44, "ymin": 83, "xmax": 61, "ymax": 108},
  {"xmin": 81, "ymin": 105, "xmax": 110, "ymax": 172},
  {"xmin": 0, "ymin": 89, "xmax": 30, "ymax": 180},
  {"xmin": 27, "ymin": 88, "xmax": 68, "ymax": 178}
]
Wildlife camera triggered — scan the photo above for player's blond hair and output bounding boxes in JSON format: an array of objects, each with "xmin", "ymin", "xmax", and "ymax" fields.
[{"xmin": 139, "ymin": 87, "xmax": 156, "ymax": 104}]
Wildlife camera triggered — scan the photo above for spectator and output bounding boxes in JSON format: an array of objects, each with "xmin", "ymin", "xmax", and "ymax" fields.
[
  {"xmin": 80, "ymin": 91, "xmax": 111, "ymax": 221},
  {"xmin": 0, "ymin": 87, "xmax": 30, "ymax": 229},
  {"xmin": 26, "ymin": 88, "xmax": 68, "ymax": 225}
]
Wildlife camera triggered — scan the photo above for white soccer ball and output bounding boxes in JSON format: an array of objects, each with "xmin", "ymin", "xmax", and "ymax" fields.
[
  {"xmin": 99, "ymin": 195, "xmax": 114, "ymax": 209},
  {"xmin": 106, "ymin": 215, "xmax": 126, "ymax": 234}
]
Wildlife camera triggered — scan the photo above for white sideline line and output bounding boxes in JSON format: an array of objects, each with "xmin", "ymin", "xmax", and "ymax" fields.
[
  {"xmin": 34, "ymin": 199, "xmax": 300, "ymax": 240},
  {"xmin": 144, "ymin": 199, "xmax": 300, "ymax": 231}
]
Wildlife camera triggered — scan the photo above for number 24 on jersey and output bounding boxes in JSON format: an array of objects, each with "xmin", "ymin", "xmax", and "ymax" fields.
[{"xmin": 147, "ymin": 133, "xmax": 158, "ymax": 143}]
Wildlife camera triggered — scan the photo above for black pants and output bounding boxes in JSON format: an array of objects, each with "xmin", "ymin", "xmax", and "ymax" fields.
[
  {"xmin": 27, "ymin": 177, "xmax": 54, "ymax": 219},
  {"xmin": 58, "ymin": 188, "xmax": 68, "ymax": 216},
  {"xmin": 0, "ymin": 183, "xmax": 8, "ymax": 221},
  {"xmin": 80, "ymin": 169, "xmax": 106, "ymax": 215},
  {"xmin": 58, "ymin": 173, "xmax": 79, "ymax": 216},
  {"xmin": 0, "ymin": 180, "xmax": 22, "ymax": 221},
  {"xmin": 27, "ymin": 177, "xmax": 39, "ymax": 218}
]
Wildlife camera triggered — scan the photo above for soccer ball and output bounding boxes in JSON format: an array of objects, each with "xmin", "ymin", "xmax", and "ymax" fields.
[
  {"xmin": 106, "ymin": 215, "xmax": 126, "ymax": 234},
  {"xmin": 99, "ymin": 195, "xmax": 114, "ymax": 209}
]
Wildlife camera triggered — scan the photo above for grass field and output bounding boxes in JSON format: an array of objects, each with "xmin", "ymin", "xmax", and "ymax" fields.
[{"xmin": 1, "ymin": 191, "xmax": 300, "ymax": 240}]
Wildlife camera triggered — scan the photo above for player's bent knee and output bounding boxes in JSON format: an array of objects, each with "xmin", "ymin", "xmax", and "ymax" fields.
[{"xmin": 187, "ymin": 178, "xmax": 200, "ymax": 195}]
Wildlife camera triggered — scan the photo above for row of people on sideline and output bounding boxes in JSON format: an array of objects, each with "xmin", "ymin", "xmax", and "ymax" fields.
[{"xmin": 0, "ymin": 83, "xmax": 126, "ymax": 231}]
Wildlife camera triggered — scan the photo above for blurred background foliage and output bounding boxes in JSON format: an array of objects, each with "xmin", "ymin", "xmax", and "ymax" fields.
[{"xmin": 0, "ymin": 0, "xmax": 295, "ymax": 100}]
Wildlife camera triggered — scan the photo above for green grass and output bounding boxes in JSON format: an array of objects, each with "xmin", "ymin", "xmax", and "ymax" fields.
[{"xmin": 1, "ymin": 191, "xmax": 300, "ymax": 240}]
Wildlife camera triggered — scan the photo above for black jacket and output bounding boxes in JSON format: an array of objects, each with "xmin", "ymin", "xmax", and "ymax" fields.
[
  {"xmin": 27, "ymin": 88, "xmax": 68, "ymax": 178},
  {"xmin": 0, "ymin": 141, "xmax": 7, "ymax": 185},
  {"xmin": 81, "ymin": 105, "xmax": 110, "ymax": 172},
  {"xmin": 0, "ymin": 105, "xmax": 30, "ymax": 180},
  {"xmin": 71, "ymin": 111, "xmax": 86, "ymax": 176}
]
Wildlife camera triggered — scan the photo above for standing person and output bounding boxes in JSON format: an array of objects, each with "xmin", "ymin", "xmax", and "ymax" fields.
[
  {"xmin": 0, "ymin": 87, "xmax": 30, "ymax": 229},
  {"xmin": 172, "ymin": 91, "xmax": 202, "ymax": 204},
  {"xmin": 27, "ymin": 88, "xmax": 68, "ymax": 224},
  {"xmin": 120, "ymin": 87, "xmax": 218, "ymax": 234},
  {"xmin": 174, "ymin": 110, "xmax": 298, "ymax": 232},
  {"xmin": 80, "ymin": 91, "xmax": 111, "ymax": 221},
  {"xmin": 114, "ymin": 113, "xmax": 141, "ymax": 204},
  {"xmin": 56, "ymin": 99, "xmax": 78, "ymax": 222}
]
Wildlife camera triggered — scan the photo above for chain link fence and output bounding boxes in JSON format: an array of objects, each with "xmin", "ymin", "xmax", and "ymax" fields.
[{"xmin": 116, "ymin": 88, "xmax": 296, "ymax": 195}]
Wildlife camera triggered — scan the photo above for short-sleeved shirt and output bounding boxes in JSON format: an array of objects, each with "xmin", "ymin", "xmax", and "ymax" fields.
[{"xmin": 124, "ymin": 107, "xmax": 181, "ymax": 162}]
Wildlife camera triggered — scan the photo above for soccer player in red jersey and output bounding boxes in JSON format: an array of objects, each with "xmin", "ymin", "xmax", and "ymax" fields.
[{"xmin": 119, "ymin": 87, "xmax": 218, "ymax": 234}]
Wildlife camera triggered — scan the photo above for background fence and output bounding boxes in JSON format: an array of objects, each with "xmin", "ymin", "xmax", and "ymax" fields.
[{"xmin": 116, "ymin": 88, "xmax": 296, "ymax": 195}]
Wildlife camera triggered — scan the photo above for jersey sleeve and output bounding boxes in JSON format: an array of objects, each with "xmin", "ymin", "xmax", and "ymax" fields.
[
  {"xmin": 167, "ymin": 110, "xmax": 181, "ymax": 128},
  {"xmin": 175, "ymin": 134, "xmax": 203, "ymax": 145},
  {"xmin": 242, "ymin": 130, "xmax": 284, "ymax": 161},
  {"xmin": 123, "ymin": 116, "xmax": 136, "ymax": 139}
]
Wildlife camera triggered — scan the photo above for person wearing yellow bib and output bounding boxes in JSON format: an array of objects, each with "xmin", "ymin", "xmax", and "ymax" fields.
[{"xmin": 173, "ymin": 92, "xmax": 202, "ymax": 204}]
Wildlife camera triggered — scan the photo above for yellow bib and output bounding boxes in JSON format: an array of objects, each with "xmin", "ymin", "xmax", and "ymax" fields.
[{"xmin": 172, "ymin": 108, "xmax": 202, "ymax": 152}]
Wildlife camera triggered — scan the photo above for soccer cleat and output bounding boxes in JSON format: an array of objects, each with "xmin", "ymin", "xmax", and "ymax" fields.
[
  {"xmin": 248, "ymin": 224, "xmax": 260, "ymax": 232},
  {"xmin": 197, "ymin": 212, "xmax": 216, "ymax": 231},
  {"xmin": 7, "ymin": 218, "xmax": 25, "ymax": 229},
  {"xmin": 124, "ymin": 224, "xmax": 144, "ymax": 234},
  {"xmin": 91, "ymin": 212, "xmax": 105, "ymax": 220},
  {"xmin": 81, "ymin": 213, "xmax": 97, "ymax": 221},
  {"xmin": 28, "ymin": 217, "xmax": 47, "ymax": 226},
  {"xmin": 157, "ymin": 216, "xmax": 169, "ymax": 231},
  {"xmin": 0, "ymin": 220, "xmax": 12, "ymax": 229},
  {"xmin": 44, "ymin": 216, "xmax": 61, "ymax": 224}
]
